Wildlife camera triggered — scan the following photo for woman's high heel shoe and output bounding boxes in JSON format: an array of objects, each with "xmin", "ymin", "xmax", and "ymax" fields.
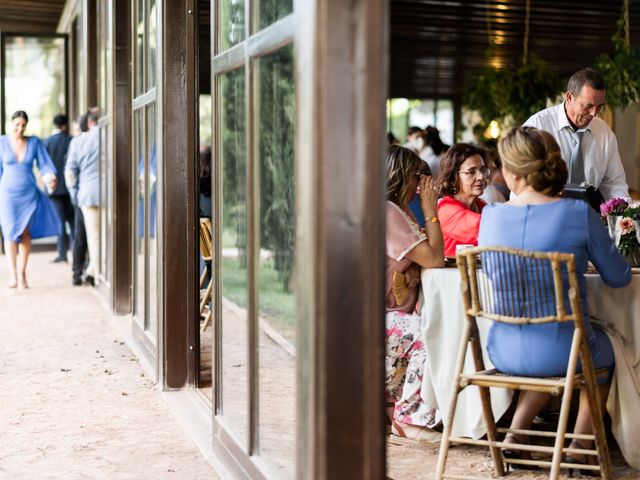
[
  {"xmin": 563, "ymin": 440, "xmax": 599, "ymax": 477},
  {"xmin": 502, "ymin": 433, "xmax": 539, "ymax": 471}
]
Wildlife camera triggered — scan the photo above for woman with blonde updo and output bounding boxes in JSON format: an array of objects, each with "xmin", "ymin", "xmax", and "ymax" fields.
[{"xmin": 478, "ymin": 126, "xmax": 630, "ymax": 472}]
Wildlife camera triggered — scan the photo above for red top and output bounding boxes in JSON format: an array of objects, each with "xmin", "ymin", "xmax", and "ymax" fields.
[{"xmin": 437, "ymin": 196, "xmax": 486, "ymax": 257}]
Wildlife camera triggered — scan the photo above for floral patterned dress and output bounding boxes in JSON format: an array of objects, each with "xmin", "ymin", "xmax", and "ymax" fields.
[{"xmin": 386, "ymin": 201, "xmax": 440, "ymax": 428}]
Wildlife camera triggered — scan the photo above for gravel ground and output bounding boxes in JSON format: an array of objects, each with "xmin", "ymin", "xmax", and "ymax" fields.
[{"xmin": 0, "ymin": 248, "xmax": 219, "ymax": 479}]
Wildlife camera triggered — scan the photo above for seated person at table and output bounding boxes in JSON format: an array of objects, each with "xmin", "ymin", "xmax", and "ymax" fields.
[
  {"xmin": 478, "ymin": 126, "xmax": 631, "ymax": 468},
  {"xmin": 385, "ymin": 145, "xmax": 444, "ymax": 440},
  {"xmin": 437, "ymin": 143, "xmax": 488, "ymax": 256}
]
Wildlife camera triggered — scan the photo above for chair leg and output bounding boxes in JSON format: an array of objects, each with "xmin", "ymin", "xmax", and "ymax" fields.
[
  {"xmin": 469, "ymin": 325, "xmax": 505, "ymax": 476},
  {"xmin": 201, "ymin": 309, "xmax": 212, "ymax": 332},
  {"xmin": 199, "ymin": 269, "xmax": 207, "ymax": 289},
  {"xmin": 550, "ymin": 333, "xmax": 581, "ymax": 480},
  {"xmin": 581, "ymin": 347, "xmax": 612, "ymax": 480},
  {"xmin": 200, "ymin": 280, "xmax": 213, "ymax": 315},
  {"xmin": 436, "ymin": 321, "xmax": 472, "ymax": 479}
]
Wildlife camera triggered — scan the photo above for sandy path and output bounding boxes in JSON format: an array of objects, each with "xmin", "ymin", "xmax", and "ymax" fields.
[{"xmin": 0, "ymin": 248, "xmax": 219, "ymax": 479}]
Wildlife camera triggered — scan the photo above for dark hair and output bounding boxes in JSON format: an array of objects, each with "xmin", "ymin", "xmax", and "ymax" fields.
[
  {"xmin": 386, "ymin": 145, "xmax": 430, "ymax": 205},
  {"xmin": 423, "ymin": 126, "xmax": 449, "ymax": 155},
  {"xmin": 407, "ymin": 126, "xmax": 422, "ymax": 136},
  {"xmin": 387, "ymin": 131, "xmax": 399, "ymax": 145},
  {"xmin": 86, "ymin": 108, "xmax": 99, "ymax": 125},
  {"xmin": 567, "ymin": 68, "xmax": 605, "ymax": 96},
  {"xmin": 199, "ymin": 145, "xmax": 212, "ymax": 196},
  {"xmin": 498, "ymin": 126, "xmax": 568, "ymax": 196},
  {"xmin": 11, "ymin": 110, "xmax": 28, "ymax": 122},
  {"xmin": 437, "ymin": 143, "xmax": 487, "ymax": 196},
  {"xmin": 78, "ymin": 114, "xmax": 89, "ymax": 132},
  {"xmin": 53, "ymin": 114, "xmax": 68, "ymax": 128}
]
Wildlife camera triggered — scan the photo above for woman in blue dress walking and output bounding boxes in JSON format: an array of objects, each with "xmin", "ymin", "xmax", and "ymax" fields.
[{"xmin": 0, "ymin": 111, "xmax": 59, "ymax": 289}]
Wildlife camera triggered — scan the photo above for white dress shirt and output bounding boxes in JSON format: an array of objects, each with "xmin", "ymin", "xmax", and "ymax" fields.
[{"xmin": 523, "ymin": 102, "xmax": 629, "ymax": 200}]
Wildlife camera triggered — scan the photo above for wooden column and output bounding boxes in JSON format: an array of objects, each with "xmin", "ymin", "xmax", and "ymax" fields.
[
  {"xmin": 296, "ymin": 0, "xmax": 388, "ymax": 477},
  {"xmin": 162, "ymin": 0, "xmax": 197, "ymax": 388},
  {"xmin": 112, "ymin": 0, "xmax": 133, "ymax": 314}
]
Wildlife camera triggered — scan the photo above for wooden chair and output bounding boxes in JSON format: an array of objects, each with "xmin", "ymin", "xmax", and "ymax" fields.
[
  {"xmin": 199, "ymin": 218, "xmax": 213, "ymax": 332},
  {"xmin": 436, "ymin": 246, "xmax": 611, "ymax": 480}
]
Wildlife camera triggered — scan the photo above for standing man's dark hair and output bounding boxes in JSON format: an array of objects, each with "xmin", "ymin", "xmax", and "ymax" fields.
[
  {"xmin": 567, "ymin": 68, "xmax": 605, "ymax": 96},
  {"xmin": 53, "ymin": 114, "xmax": 69, "ymax": 130}
]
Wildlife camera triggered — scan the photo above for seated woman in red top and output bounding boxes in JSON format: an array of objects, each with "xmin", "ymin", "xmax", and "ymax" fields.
[{"xmin": 436, "ymin": 143, "xmax": 489, "ymax": 256}]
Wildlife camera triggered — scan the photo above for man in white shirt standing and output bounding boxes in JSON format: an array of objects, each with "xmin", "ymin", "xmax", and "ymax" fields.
[{"xmin": 523, "ymin": 68, "xmax": 629, "ymax": 200}]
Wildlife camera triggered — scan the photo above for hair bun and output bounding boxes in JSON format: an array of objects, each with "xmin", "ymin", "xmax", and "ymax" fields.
[{"xmin": 527, "ymin": 150, "xmax": 567, "ymax": 196}]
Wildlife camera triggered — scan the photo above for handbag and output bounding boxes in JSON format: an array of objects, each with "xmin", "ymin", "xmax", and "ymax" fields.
[{"xmin": 561, "ymin": 183, "xmax": 604, "ymax": 213}]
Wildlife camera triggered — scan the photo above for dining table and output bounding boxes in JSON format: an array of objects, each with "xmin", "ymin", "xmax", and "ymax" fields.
[{"xmin": 419, "ymin": 265, "xmax": 640, "ymax": 469}]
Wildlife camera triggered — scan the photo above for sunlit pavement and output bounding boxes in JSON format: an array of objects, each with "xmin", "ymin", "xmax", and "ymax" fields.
[{"xmin": 0, "ymin": 246, "xmax": 220, "ymax": 479}]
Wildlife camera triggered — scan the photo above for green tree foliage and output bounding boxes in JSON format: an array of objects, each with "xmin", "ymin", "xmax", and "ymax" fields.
[
  {"xmin": 258, "ymin": 46, "xmax": 296, "ymax": 291},
  {"xmin": 594, "ymin": 12, "xmax": 640, "ymax": 109},
  {"xmin": 463, "ymin": 54, "xmax": 562, "ymax": 126},
  {"xmin": 221, "ymin": 69, "xmax": 247, "ymax": 267}
]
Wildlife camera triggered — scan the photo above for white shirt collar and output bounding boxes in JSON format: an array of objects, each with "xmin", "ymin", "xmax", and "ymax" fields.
[{"xmin": 558, "ymin": 101, "xmax": 591, "ymax": 134}]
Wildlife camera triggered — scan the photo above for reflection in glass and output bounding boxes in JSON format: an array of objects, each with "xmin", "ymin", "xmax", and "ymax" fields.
[
  {"xmin": 255, "ymin": 45, "xmax": 296, "ymax": 477},
  {"xmin": 218, "ymin": 0, "xmax": 245, "ymax": 52},
  {"xmin": 147, "ymin": 103, "xmax": 158, "ymax": 336},
  {"xmin": 3, "ymin": 36, "xmax": 66, "ymax": 138},
  {"xmin": 134, "ymin": 109, "xmax": 146, "ymax": 325},
  {"xmin": 219, "ymin": 68, "xmax": 248, "ymax": 445},
  {"xmin": 99, "ymin": 125, "xmax": 111, "ymax": 281},
  {"xmin": 75, "ymin": 19, "xmax": 86, "ymax": 116},
  {"xmin": 256, "ymin": 0, "xmax": 293, "ymax": 30},
  {"xmin": 97, "ymin": 0, "xmax": 112, "ymax": 115},
  {"xmin": 135, "ymin": 0, "xmax": 145, "ymax": 97},
  {"xmin": 148, "ymin": 0, "xmax": 157, "ymax": 89}
]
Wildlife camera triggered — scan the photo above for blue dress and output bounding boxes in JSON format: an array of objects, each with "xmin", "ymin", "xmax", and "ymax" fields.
[
  {"xmin": 0, "ymin": 136, "xmax": 60, "ymax": 242},
  {"xmin": 478, "ymin": 198, "xmax": 631, "ymax": 377}
]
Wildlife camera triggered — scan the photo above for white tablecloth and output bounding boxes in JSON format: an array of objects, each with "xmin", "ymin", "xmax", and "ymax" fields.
[{"xmin": 420, "ymin": 268, "xmax": 640, "ymax": 469}]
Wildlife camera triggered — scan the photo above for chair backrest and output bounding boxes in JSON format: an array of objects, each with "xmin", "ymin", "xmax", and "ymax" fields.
[
  {"xmin": 456, "ymin": 246, "xmax": 583, "ymax": 326},
  {"xmin": 199, "ymin": 217, "xmax": 213, "ymax": 261}
]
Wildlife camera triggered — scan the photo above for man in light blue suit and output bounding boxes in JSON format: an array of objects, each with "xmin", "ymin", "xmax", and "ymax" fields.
[{"xmin": 65, "ymin": 109, "xmax": 100, "ymax": 286}]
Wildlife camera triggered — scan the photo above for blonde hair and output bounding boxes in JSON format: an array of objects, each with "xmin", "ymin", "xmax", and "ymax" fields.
[{"xmin": 498, "ymin": 127, "xmax": 567, "ymax": 196}]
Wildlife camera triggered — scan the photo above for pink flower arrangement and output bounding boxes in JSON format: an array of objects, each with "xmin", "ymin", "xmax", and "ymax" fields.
[
  {"xmin": 620, "ymin": 217, "xmax": 635, "ymax": 235},
  {"xmin": 600, "ymin": 197, "xmax": 629, "ymax": 217}
]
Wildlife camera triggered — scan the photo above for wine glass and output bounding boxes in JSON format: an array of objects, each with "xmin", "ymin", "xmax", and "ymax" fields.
[{"xmin": 635, "ymin": 219, "xmax": 640, "ymax": 245}]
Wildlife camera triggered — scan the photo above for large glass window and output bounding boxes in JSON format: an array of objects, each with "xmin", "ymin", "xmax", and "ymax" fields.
[
  {"xmin": 212, "ymin": 2, "xmax": 296, "ymax": 477},
  {"xmin": 147, "ymin": 103, "xmax": 158, "ymax": 334},
  {"xmin": 1, "ymin": 35, "xmax": 67, "ymax": 138},
  {"xmin": 132, "ymin": 0, "xmax": 159, "ymax": 351},
  {"xmin": 219, "ymin": 67, "xmax": 249, "ymax": 443},
  {"xmin": 255, "ymin": 44, "xmax": 296, "ymax": 477},
  {"xmin": 134, "ymin": 108, "xmax": 146, "ymax": 324},
  {"xmin": 255, "ymin": 0, "xmax": 292, "ymax": 30},
  {"xmin": 134, "ymin": 0, "xmax": 145, "ymax": 97},
  {"xmin": 217, "ymin": 0, "xmax": 245, "ymax": 51}
]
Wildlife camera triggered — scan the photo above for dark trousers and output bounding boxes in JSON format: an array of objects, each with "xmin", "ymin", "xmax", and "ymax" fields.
[
  {"xmin": 50, "ymin": 194, "xmax": 75, "ymax": 260},
  {"xmin": 72, "ymin": 206, "xmax": 88, "ymax": 277}
]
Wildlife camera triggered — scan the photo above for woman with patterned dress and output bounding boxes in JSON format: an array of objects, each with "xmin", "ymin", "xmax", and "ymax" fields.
[
  {"xmin": 0, "ymin": 111, "xmax": 59, "ymax": 289},
  {"xmin": 385, "ymin": 145, "xmax": 444, "ymax": 440}
]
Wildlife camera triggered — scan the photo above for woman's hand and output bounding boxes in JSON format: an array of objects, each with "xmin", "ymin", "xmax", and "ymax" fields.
[
  {"xmin": 47, "ymin": 177, "xmax": 58, "ymax": 192},
  {"xmin": 404, "ymin": 264, "xmax": 421, "ymax": 289},
  {"xmin": 418, "ymin": 174, "xmax": 440, "ymax": 216}
]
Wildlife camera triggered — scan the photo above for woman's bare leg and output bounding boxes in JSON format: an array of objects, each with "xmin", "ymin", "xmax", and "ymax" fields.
[
  {"xmin": 567, "ymin": 383, "xmax": 610, "ymax": 462},
  {"xmin": 17, "ymin": 229, "xmax": 31, "ymax": 288},
  {"xmin": 5, "ymin": 240, "xmax": 18, "ymax": 287}
]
